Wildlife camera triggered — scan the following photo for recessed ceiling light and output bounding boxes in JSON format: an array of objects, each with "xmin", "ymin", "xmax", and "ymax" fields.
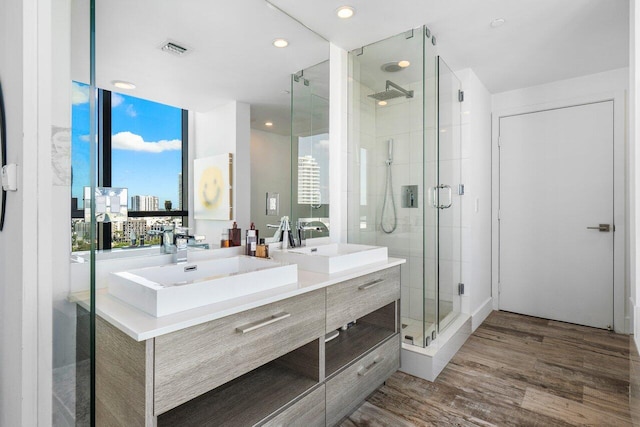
[
  {"xmin": 336, "ymin": 6, "xmax": 355, "ymax": 19},
  {"xmin": 273, "ymin": 38, "xmax": 289, "ymax": 48},
  {"xmin": 112, "ymin": 80, "xmax": 136, "ymax": 90},
  {"xmin": 490, "ymin": 18, "xmax": 506, "ymax": 28},
  {"xmin": 265, "ymin": 122, "xmax": 274, "ymax": 127},
  {"xmin": 398, "ymin": 60, "xmax": 410, "ymax": 68},
  {"xmin": 377, "ymin": 101, "xmax": 388, "ymax": 106}
]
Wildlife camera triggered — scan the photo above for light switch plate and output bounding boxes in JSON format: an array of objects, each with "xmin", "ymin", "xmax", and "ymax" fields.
[{"xmin": 266, "ymin": 192, "xmax": 279, "ymax": 216}]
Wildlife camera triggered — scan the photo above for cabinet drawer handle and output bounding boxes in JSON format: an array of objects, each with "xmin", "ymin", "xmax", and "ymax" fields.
[
  {"xmin": 357, "ymin": 356, "xmax": 384, "ymax": 377},
  {"xmin": 358, "ymin": 279, "xmax": 384, "ymax": 291},
  {"xmin": 236, "ymin": 312, "xmax": 291, "ymax": 334}
]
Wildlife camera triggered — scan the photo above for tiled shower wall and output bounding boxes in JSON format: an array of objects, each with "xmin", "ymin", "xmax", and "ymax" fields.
[{"xmin": 348, "ymin": 59, "xmax": 432, "ymax": 325}]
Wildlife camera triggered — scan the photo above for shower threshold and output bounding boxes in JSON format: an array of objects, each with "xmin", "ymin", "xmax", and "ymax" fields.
[{"xmin": 400, "ymin": 313, "xmax": 471, "ymax": 381}]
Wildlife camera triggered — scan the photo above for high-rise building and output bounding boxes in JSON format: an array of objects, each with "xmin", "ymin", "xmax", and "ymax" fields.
[
  {"xmin": 178, "ymin": 172, "xmax": 183, "ymax": 210},
  {"xmin": 131, "ymin": 195, "xmax": 159, "ymax": 211},
  {"xmin": 298, "ymin": 155, "xmax": 321, "ymax": 205},
  {"xmin": 122, "ymin": 219, "xmax": 149, "ymax": 244}
]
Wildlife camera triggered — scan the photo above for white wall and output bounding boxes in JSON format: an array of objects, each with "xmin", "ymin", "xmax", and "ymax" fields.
[
  {"xmin": 0, "ymin": 0, "xmax": 52, "ymax": 424},
  {"xmin": 456, "ymin": 68, "xmax": 493, "ymax": 330},
  {"xmin": 0, "ymin": 1, "xmax": 26, "ymax": 424},
  {"xmin": 492, "ymin": 67, "xmax": 629, "ymax": 333},
  {"xmin": 191, "ymin": 101, "xmax": 251, "ymax": 245},
  {"xmin": 629, "ymin": 2, "xmax": 640, "ymax": 424},
  {"xmin": 250, "ymin": 129, "xmax": 291, "ymax": 234},
  {"xmin": 330, "ymin": 43, "xmax": 348, "ymax": 243},
  {"xmin": 632, "ymin": 0, "xmax": 640, "ymax": 351}
]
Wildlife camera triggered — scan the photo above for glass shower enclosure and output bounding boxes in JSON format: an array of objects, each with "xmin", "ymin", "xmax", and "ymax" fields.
[{"xmin": 347, "ymin": 27, "xmax": 463, "ymax": 348}]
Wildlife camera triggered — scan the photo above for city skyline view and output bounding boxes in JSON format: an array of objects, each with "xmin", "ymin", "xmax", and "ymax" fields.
[{"xmin": 71, "ymin": 82, "xmax": 183, "ymax": 210}]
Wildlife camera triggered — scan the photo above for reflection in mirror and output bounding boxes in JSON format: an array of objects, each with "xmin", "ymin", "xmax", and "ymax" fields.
[
  {"xmin": 57, "ymin": 1, "xmax": 328, "ymax": 424},
  {"xmin": 70, "ymin": 0, "xmax": 328, "ymax": 255},
  {"xmin": 291, "ymin": 60, "xmax": 330, "ymax": 239}
]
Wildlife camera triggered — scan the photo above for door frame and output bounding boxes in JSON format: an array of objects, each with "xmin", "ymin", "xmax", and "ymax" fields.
[{"xmin": 491, "ymin": 90, "xmax": 627, "ymax": 333}]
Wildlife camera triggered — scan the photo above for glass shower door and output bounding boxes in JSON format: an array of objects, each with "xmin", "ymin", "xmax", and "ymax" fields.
[{"xmin": 436, "ymin": 57, "xmax": 462, "ymax": 333}]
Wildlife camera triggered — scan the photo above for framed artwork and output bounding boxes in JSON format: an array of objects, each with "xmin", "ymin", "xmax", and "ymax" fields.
[
  {"xmin": 0, "ymin": 82, "xmax": 6, "ymax": 231},
  {"xmin": 194, "ymin": 153, "xmax": 233, "ymax": 220}
]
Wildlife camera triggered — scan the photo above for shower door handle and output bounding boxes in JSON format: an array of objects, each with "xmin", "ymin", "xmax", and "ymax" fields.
[{"xmin": 434, "ymin": 184, "xmax": 452, "ymax": 209}]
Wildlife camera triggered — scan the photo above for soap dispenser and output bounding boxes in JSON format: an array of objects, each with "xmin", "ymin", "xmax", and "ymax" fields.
[
  {"xmin": 246, "ymin": 222, "xmax": 259, "ymax": 256},
  {"xmin": 229, "ymin": 222, "xmax": 241, "ymax": 247}
]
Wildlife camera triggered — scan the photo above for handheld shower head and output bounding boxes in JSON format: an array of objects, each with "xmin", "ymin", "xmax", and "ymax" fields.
[{"xmin": 387, "ymin": 139, "xmax": 394, "ymax": 164}]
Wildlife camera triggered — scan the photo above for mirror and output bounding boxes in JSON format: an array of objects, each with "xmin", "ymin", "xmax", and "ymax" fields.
[{"xmin": 70, "ymin": 0, "xmax": 329, "ymax": 253}]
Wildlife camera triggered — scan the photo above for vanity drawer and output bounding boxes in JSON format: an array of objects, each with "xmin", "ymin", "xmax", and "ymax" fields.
[
  {"xmin": 154, "ymin": 289, "xmax": 325, "ymax": 415},
  {"xmin": 262, "ymin": 385, "xmax": 325, "ymax": 427},
  {"xmin": 325, "ymin": 335, "xmax": 400, "ymax": 426},
  {"xmin": 326, "ymin": 267, "xmax": 400, "ymax": 332}
]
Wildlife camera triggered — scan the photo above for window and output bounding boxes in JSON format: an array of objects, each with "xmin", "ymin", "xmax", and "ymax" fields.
[{"xmin": 71, "ymin": 82, "xmax": 188, "ymax": 251}]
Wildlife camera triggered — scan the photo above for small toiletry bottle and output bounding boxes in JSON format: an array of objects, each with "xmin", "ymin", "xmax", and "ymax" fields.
[
  {"xmin": 229, "ymin": 222, "xmax": 241, "ymax": 247},
  {"xmin": 256, "ymin": 238, "xmax": 269, "ymax": 258},
  {"xmin": 246, "ymin": 222, "xmax": 259, "ymax": 256},
  {"xmin": 220, "ymin": 229, "xmax": 230, "ymax": 248}
]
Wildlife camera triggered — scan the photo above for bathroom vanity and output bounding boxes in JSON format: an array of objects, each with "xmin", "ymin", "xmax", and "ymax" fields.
[{"xmin": 91, "ymin": 256, "xmax": 403, "ymax": 426}]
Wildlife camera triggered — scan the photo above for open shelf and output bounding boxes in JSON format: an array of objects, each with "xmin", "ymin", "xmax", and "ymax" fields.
[
  {"xmin": 325, "ymin": 301, "xmax": 396, "ymax": 377},
  {"xmin": 158, "ymin": 341, "xmax": 320, "ymax": 426}
]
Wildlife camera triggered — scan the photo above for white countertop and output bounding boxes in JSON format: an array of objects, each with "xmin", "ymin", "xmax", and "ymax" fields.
[{"xmin": 74, "ymin": 257, "xmax": 405, "ymax": 342}]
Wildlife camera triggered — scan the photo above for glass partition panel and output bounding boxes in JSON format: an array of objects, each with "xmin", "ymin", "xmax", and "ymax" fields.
[
  {"xmin": 291, "ymin": 60, "xmax": 330, "ymax": 238},
  {"xmin": 52, "ymin": 0, "xmax": 93, "ymax": 425},
  {"xmin": 348, "ymin": 29, "xmax": 431, "ymax": 347},
  {"xmin": 436, "ymin": 56, "xmax": 462, "ymax": 333}
]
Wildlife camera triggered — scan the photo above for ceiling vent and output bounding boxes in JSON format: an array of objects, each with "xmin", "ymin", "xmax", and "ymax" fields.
[{"xmin": 161, "ymin": 41, "xmax": 188, "ymax": 56}]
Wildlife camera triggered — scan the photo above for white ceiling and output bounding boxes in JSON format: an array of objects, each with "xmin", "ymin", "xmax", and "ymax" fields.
[
  {"xmin": 271, "ymin": 0, "xmax": 630, "ymax": 93},
  {"xmin": 71, "ymin": 0, "xmax": 329, "ymax": 132},
  {"xmin": 71, "ymin": 0, "xmax": 629, "ymax": 133}
]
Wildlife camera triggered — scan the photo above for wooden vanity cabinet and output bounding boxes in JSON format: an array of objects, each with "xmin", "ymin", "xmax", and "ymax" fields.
[{"xmin": 95, "ymin": 265, "xmax": 401, "ymax": 427}]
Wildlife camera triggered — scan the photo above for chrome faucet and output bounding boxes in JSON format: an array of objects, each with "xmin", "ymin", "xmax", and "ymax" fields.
[
  {"xmin": 266, "ymin": 216, "xmax": 308, "ymax": 248},
  {"xmin": 160, "ymin": 225, "xmax": 191, "ymax": 263},
  {"xmin": 173, "ymin": 227, "xmax": 190, "ymax": 264}
]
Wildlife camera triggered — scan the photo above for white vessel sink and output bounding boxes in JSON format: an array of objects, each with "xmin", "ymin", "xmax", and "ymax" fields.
[
  {"xmin": 271, "ymin": 243, "xmax": 388, "ymax": 274},
  {"xmin": 108, "ymin": 256, "xmax": 297, "ymax": 317}
]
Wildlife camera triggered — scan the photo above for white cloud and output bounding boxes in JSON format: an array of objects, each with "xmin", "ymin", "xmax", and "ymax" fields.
[
  {"xmin": 72, "ymin": 82, "xmax": 89, "ymax": 105},
  {"xmin": 112, "ymin": 93, "xmax": 124, "ymax": 108},
  {"xmin": 125, "ymin": 104, "xmax": 137, "ymax": 117},
  {"xmin": 112, "ymin": 131, "xmax": 180, "ymax": 153}
]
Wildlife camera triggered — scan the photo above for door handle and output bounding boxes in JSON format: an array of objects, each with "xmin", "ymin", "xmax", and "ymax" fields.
[
  {"xmin": 586, "ymin": 224, "xmax": 611, "ymax": 232},
  {"xmin": 433, "ymin": 184, "xmax": 452, "ymax": 209}
]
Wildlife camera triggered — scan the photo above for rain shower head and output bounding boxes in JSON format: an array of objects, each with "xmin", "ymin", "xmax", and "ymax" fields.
[{"xmin": 368, "ymin": 80, "xmax": 414, "ymax": 101}]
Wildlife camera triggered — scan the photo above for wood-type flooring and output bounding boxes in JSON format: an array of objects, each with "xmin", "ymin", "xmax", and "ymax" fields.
[{"xmin": 342, "ymin": 310, "xmax": 631, "ymax": 426}]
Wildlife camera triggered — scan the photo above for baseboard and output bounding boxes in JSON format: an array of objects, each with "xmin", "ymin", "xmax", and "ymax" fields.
[{"xmin": 471, "ymin": 297, "xmax": 493, "ymax": 332}]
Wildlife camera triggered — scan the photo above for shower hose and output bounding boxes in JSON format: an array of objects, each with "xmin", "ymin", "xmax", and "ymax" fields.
[{"xmin": 380, "ymin": 159, "xmax": 397, "ymax": 234}]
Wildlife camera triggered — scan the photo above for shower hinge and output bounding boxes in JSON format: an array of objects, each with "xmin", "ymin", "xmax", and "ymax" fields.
[
  {"xmin": 458, "ymin": 90, "xmax": 464, "ymax": 102},
  {"xmin": 425, "ymin": 27, "xmax": 431, "ymax": 39},
  {"xmin": 353, "ymin": 47, "xmax": 364, "ymax": 56},
  {"xmin": 458, "ymin": 283, "xmax": 465, "ymax": 295},
  {"xmin": 432, "ymin": 35, "xmax": 437, "ymax": 46},
  {"xmin": 405, "ymin": 29, "xmax": 415, "ymax": 39},
  {"xmin": 458, "ymin": 184, "xmax": 465, "ymax": 195}
]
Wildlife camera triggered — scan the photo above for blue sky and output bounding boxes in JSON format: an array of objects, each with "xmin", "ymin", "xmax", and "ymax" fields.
[{"xmin": 72, "ymin": 82, "xmax": 182, "ymax": 209}]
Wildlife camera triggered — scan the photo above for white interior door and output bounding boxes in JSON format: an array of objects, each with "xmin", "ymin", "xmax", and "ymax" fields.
[{"xmin": 499, "ymin": 101, "xmax": 614, "ymax": 329}]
